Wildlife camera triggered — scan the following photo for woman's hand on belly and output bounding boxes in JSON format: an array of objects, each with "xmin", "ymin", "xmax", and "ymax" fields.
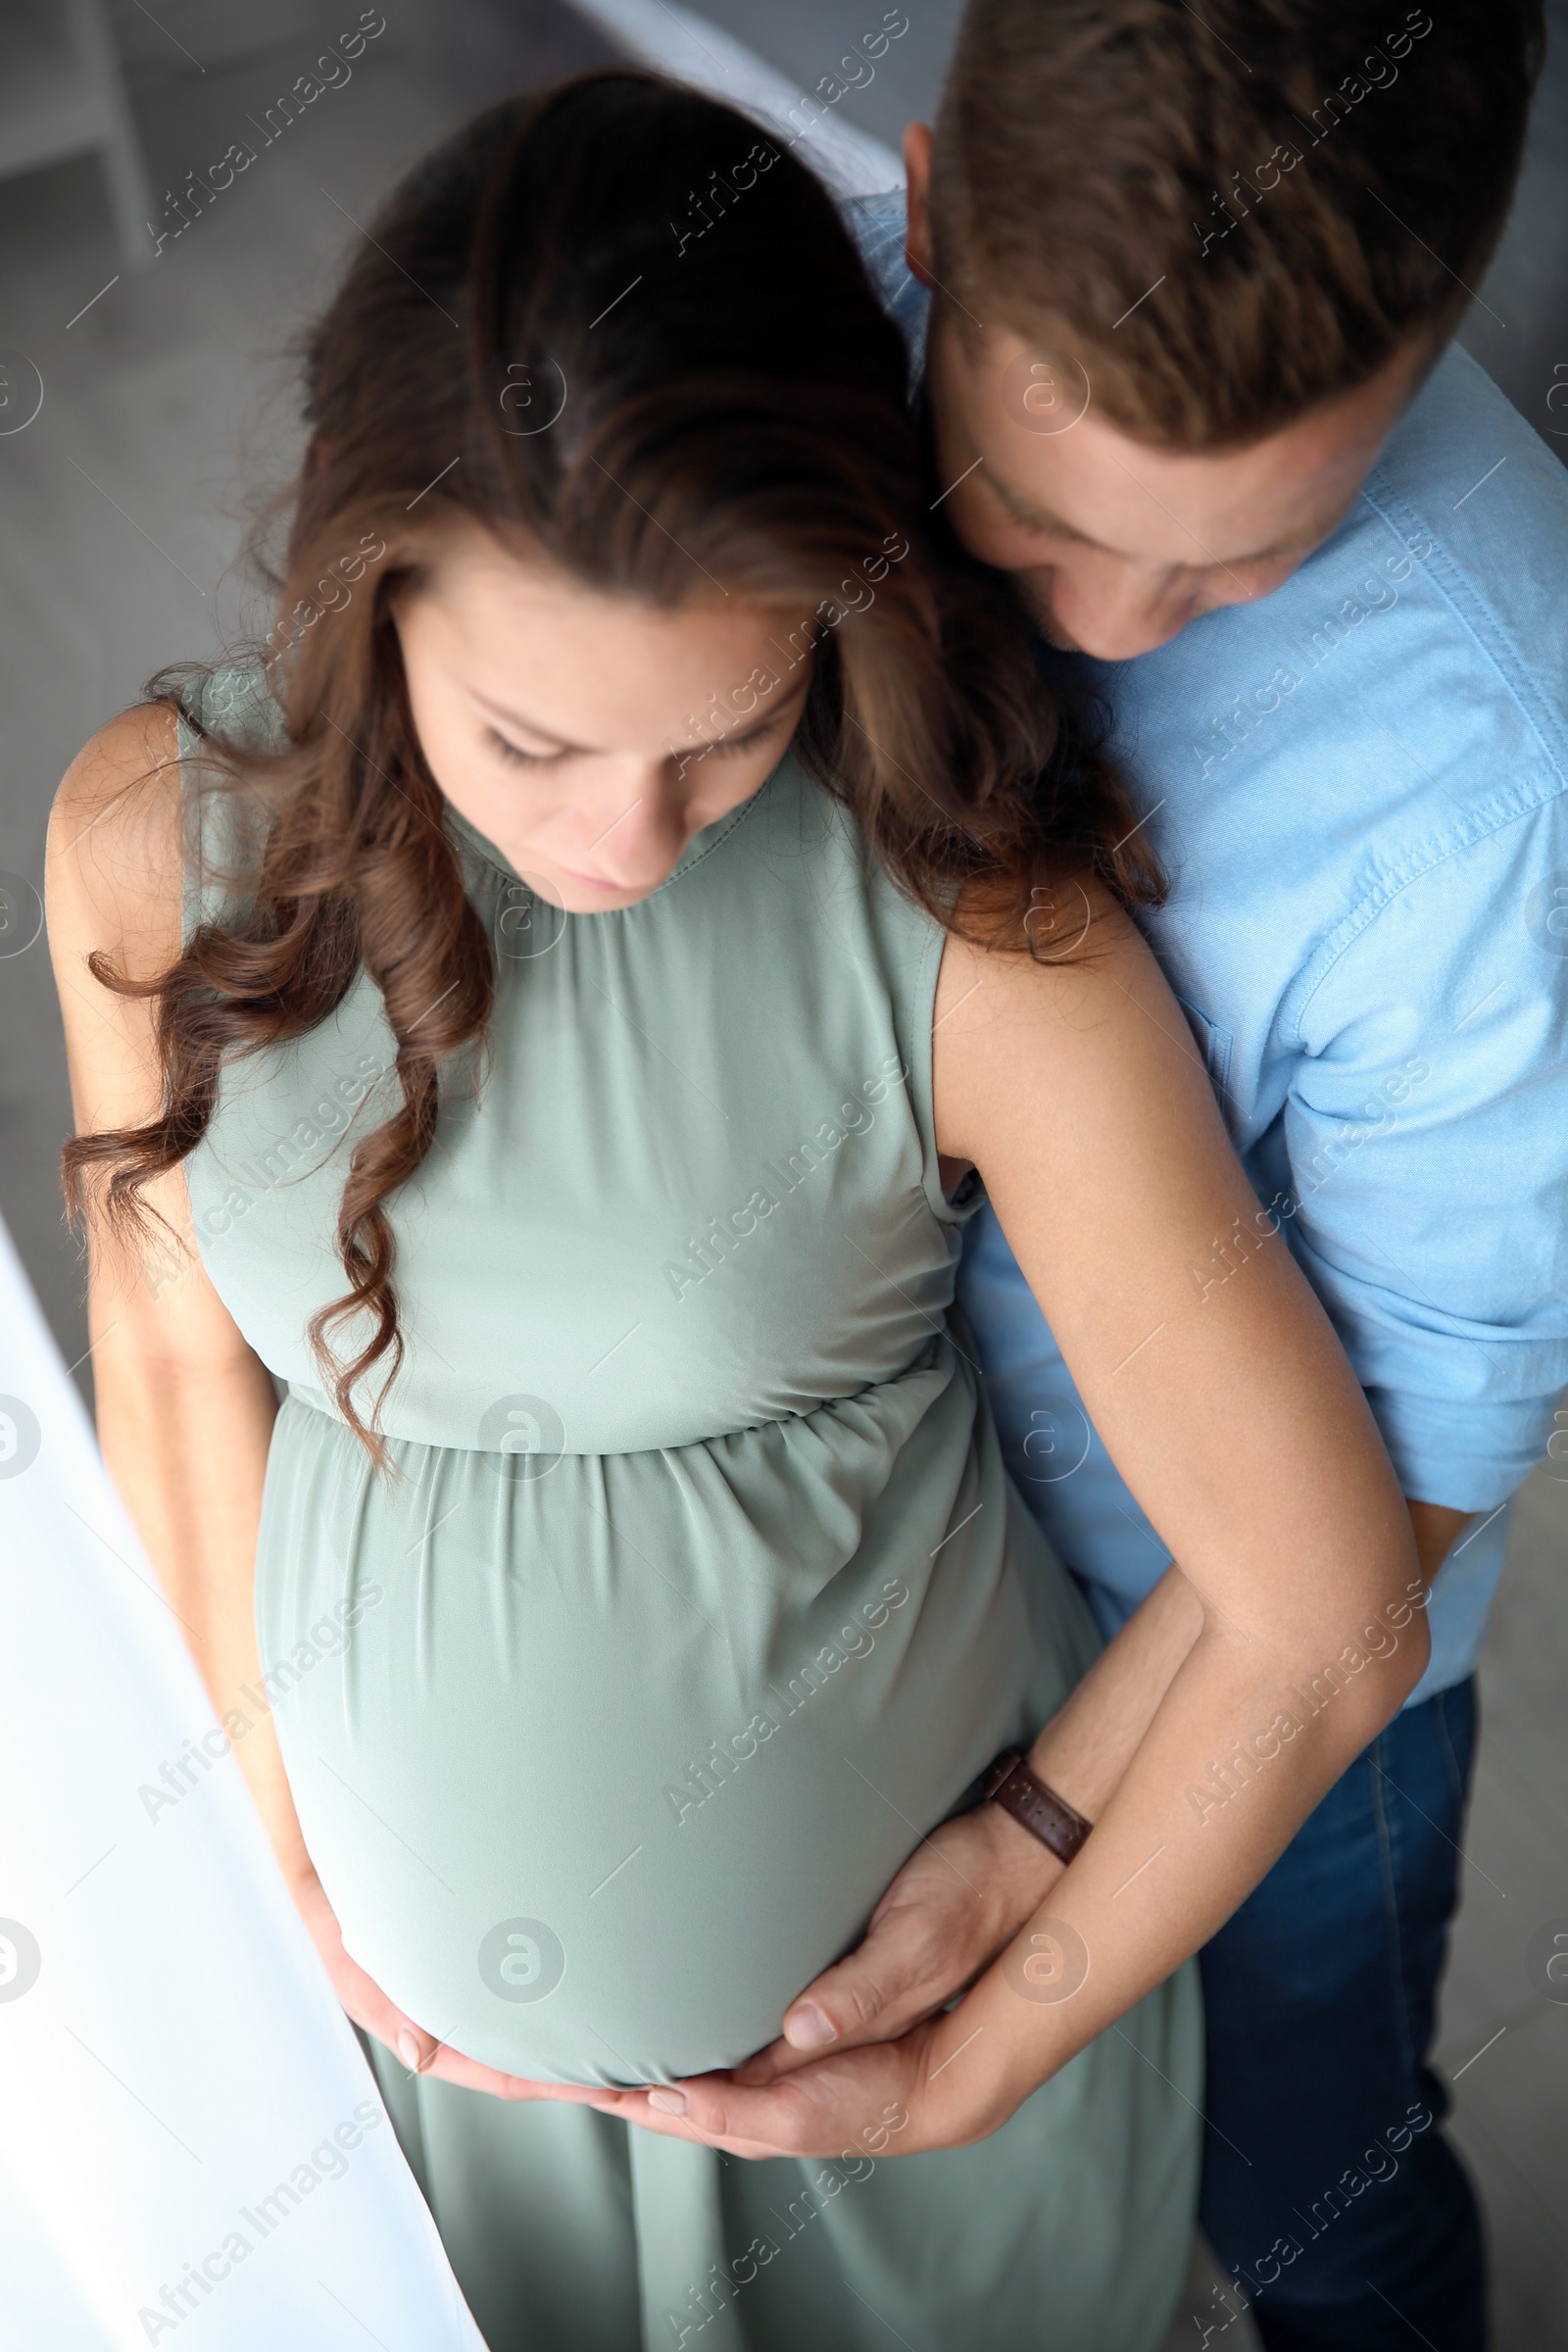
[{"xmin": 293, "ymin": 1868, "xmax": 612, "ymax": 2110}]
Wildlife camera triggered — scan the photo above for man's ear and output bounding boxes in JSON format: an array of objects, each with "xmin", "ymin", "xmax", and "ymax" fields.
[{"xmin": 903, "ymin": 122, "xmax": 935, "ymax": 288}]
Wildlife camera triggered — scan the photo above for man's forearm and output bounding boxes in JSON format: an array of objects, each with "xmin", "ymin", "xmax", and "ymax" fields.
[
  {"xmin": 1022, "ymin": 1494, "xmax": 1460, "ymax": 1840},
  {"xmin": 1025, "ymin": 1566, "xmax": 1203, "ymax": 1818},
  {"xmin": 1407, "ymin": 1497, "xmax": 1469, "ymax": 1585},
  {"xmin": 939, "ymin": 1586, "xmax": 1431, "ymax": 2132}
]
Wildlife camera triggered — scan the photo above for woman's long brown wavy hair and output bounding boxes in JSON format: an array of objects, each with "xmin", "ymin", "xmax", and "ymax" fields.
[{"xmin": 64, "ymin": 71, "xmax": 1163, "ymax": 1461}]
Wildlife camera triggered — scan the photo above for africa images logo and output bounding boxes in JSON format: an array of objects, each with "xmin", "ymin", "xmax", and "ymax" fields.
[{"xmin": 477, "ymin": 1918, "xmax": 566, "ymax": 2004}]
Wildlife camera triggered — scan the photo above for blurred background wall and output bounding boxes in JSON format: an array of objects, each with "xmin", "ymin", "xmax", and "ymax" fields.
[{"xmin": 0, "ymin": 2, "xmax": 1563, "ymax": 2340}]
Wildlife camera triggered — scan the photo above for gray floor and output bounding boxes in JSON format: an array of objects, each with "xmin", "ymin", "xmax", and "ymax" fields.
[{"xmin": 0, "ymin": 6, "xmax": 1563, "ymax": 2344}]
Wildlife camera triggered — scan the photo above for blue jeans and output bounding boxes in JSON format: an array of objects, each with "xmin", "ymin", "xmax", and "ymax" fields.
[{"xmin": 1199, "ymin": 1677, "xmax": 1485, "ymax": 2351}]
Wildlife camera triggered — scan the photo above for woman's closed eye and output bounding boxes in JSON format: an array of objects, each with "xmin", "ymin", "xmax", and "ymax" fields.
[
  {"xmin": 486, "ymin": 700, "xmax": 798, "ymax": 772},
  {"xmin": 685, "ymin": 704, "xmax": 802, "ymax": 764},
  {"xmin": 705, "ymin": 712, "xmax": 790, "ymax": 758},
  {"xmin": 486, "ymin": 726, "xmax": 568, "ymax": 769}
]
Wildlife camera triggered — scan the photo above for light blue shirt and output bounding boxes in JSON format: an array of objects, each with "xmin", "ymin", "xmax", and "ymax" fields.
[{"xmin": 848, "ymin": 193, "xmax": 1568, "ymax": 1704}]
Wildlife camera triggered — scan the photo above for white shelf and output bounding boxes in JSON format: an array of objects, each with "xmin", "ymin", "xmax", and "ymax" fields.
[
  {"xmin": 0, "ymin": 6, "xmax": 105, "ymax": 175},
  {"xmin": 0, "ymin": 0, "xmax": 154, "ymax": 267}
]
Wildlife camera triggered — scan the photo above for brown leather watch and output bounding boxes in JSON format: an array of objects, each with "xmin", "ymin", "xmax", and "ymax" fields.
[{"xmin": 980, "ymin": 1748, "xmax": 1093, "ymax": 1865}]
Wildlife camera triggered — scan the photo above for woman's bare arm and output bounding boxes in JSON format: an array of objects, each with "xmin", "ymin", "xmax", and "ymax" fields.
[
  {"xmin": 47, "ymin": 706, "xmax": 304, "ymax": 1869},
  {"xmin": 916, "ymin": 897, "xmax": 1427, "ymax": 2115},
  {"xmin": 46, "ymin": 706, "xmax": 601, "ymax": 2105}
]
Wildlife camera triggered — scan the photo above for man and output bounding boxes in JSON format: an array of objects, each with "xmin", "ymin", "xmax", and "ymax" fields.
[{"xmin": 654, "ymin": 5, "xmax": 1566, "ymax": 2346}]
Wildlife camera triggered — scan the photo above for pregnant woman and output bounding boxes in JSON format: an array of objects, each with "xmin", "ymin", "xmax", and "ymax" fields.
[{"xmin": 49, "ymin": 74, "xmax": 1426, "ymax": 2352}]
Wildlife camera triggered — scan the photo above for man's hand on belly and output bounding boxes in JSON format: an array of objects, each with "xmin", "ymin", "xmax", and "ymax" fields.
[
  {"xmin": 573, "ymin": 1791, "xmax": 1063, "ymax": 2157},
  {"xmin": 726, "ymin": 1564, "xmax": 1206, "ymax": 2084},
  {"xmin": 734, "ymin": 1804, "xmax": 1062, "ymax": 2082}
]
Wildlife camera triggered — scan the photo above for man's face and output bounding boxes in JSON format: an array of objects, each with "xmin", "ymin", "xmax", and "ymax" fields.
[{"xmin": 906, "ymin": 126, "xmax": 1428, "ymax": 661}]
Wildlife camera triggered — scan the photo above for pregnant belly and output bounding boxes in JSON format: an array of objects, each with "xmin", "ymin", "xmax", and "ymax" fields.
[{"xmin": 255, "ymin": 1380, "xmax": 1056, "ymax": 2087}]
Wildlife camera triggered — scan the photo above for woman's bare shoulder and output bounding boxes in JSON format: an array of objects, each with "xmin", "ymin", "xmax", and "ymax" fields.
[
  {"xmin": 931, "ymin": 866, "xmax": 1222, "ymax": 1183},
  {"xmin": 47, "ymin": 699, "xmax": 186, "ymax": 977},
  {"xmin": 936, "ymin": 869, "xmax": 1155, "ymax": 1026}
]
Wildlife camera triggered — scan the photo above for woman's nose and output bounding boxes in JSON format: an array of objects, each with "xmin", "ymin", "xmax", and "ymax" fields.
[{"xmin": 572, "ymin": 766, "xmax": 689, "ymax": 887}]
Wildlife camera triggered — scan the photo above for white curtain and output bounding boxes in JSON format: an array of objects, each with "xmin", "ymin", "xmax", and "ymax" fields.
[{"xmin": 0, "ymin": 1213, "xmax": 485, "ymax": 2352}]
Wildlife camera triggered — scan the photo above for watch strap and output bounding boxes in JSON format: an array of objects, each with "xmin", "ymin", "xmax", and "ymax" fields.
[{"xmin": 980, "ymin": 1748, "xmax": 1093, "ymax": 1865}]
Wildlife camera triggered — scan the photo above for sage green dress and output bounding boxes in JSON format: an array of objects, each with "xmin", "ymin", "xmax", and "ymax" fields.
[{"xmin": 180, "ymin": 665, "xmax": 1201, "ymax": 2352}]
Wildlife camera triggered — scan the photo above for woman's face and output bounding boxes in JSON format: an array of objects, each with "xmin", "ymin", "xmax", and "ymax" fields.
[{"xmin": 396, "ymin": 518, "xmax": 811, "ymax": 912}]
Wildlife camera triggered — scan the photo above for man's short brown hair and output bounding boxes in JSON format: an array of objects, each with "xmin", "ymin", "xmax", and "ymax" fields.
[{"xmin": 930, "ymin": 0, "xmax": 1544, "ymax": 447}]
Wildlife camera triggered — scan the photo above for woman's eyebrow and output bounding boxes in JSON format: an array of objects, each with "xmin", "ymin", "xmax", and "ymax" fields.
[
  {"xmin": 729, "ymin": 673, "xmax": 811, "ymax": 724},
  {"xmin": 467, "ymin": 687, "xmax": 584, "ymax": 752},
  {"xmin": 469, "ymin": 666, "xmax": 809, "ymax": 755}
]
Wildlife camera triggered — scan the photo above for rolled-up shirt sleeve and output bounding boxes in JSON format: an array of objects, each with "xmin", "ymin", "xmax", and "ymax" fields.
[{"xmin": 1271, "ymin": 801, "xmax": 1568, "ymax": 1511}]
